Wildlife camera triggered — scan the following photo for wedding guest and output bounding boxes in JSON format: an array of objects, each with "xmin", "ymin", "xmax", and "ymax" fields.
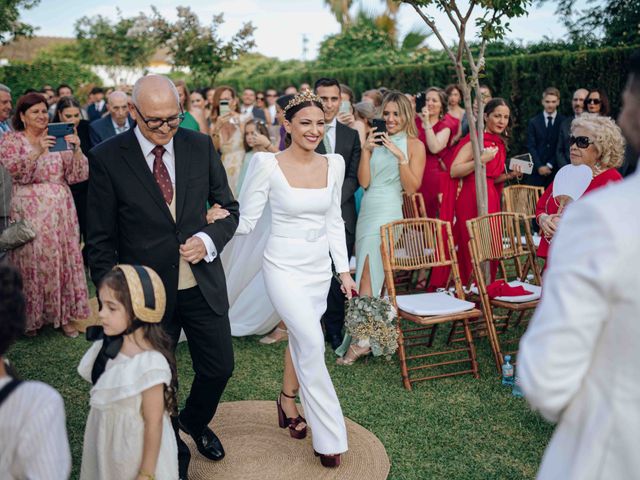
[
  {"xmin": 175, "ymin": 80, "xmax": 208, "ymax": 133},
  {"xmin": 89, "ymin": 90, "xmax": 134, "ymax": 146},
  {"xmin": 265, "ymin": 88, "xmax": 279, "ymax": 126},
  {"xmin": 536, "ymin": 114, "xmax": 624, "ymax": 266},
  {"xmin": 235, "ymin": 90, "xmax": 356, "ymax": 467},
  {"xmin": 48, "ymin": 84, "xmax": 73, "ymax": 120},
  {"xmin": 210, "ymin": 86, "xmax": 245, "ymax": 196},
  {"xmin": 362, "ymin": 89, "xmax": 383, "ymax": 112},
  {"xmin": 240, "ymin": 88, "xmax": 267, "ymax": 123},
  {"xmin": 337, "ymin": 91, "xmax": 425, "ymax": 364},
  {"xmin": 87, "ymin": 86, "xmax": 107, "ymax": 122},
  {"xmin": 448, "ymin": 98, "xmax": 519, "ymax": 285},
  {"xmin": 556, "ymin": 88, "xmax": 589, "ymax": 169},
  {"xmin": 0, "ymin": 92, "xmax": 90, "ymax": 337},
  {"xmin": 0, "ymin": 84, "xmax": 12, "ymax": 251},
  {"xmin": 460, "ymin": 84, "xmax": 492, "ymax": 138},
  {"xmin": 0, "ymin": 265, "xmax": 72, "ymax": 479},
  {"xmin": 237, "ymin": 119, "xmax": 278, "ymax": 192},
  {"xmin": 445, "ymin": 84, "xmax": 465, "ymax": 142},
  {"xmin": 284, "ymin": 85, "xmax": 298, "ymax": 95},
  {"xmin": 338, "ymin": 84, "xmax": 367, "ymax": 146},
  {"xmin": 55, "ymin": 96, "xmax": 92, "ymax": 263},
  {"xmin": 0, "ymin": 83, "xmax": 12, "ymax": 137},
  {"xmin": 190, "ymin": 89, "xmax": 206, "ymax": 111},
  {"xmin": 527, "ymin": 87, "xmax": 566, "ymax": 187},
  {"xmin": 255, "ymin": 91, "xmax": 271, "ymax": 124},
  {"xmin": 518, "ymin": 51, "xmax": 640, "ymax": 480},
  {"xmin": 79, "ymin": 266, "xmax": 178, "ymax": 480},
  {"xmin": 584, "ymin": 88, "xmax": 611, "ymax": 116},
  {"xmin": 416, "ymin": 87, "xmax": 460, "ymax": 218}
]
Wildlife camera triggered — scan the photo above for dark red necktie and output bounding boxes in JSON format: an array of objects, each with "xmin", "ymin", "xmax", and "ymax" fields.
[{"xmin": 152, "ymin": 145, "xmax": 173, "ymax": 204}]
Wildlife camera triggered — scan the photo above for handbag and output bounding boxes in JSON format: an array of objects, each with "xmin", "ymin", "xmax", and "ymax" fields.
[{"xmin": 0, "ymin": 219, "xmax": 36, "ymax": 250}]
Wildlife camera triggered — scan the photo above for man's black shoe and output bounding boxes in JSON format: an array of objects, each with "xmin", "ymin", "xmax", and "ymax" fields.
[
  {"xmin": 326, "ymin": 332, "xmax": 343, "ymax": 351},
  {"xmin": 178, "ymin": 415, "xmax": 225, "ymax": 461}
]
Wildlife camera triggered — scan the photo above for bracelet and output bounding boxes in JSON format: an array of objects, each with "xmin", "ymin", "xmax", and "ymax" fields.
[
  {"xmin": 398, "ymin": 156, "xmax": 409, "ymax": 166},
  {"xmin": 138, "ymin": 470, "xmax": 155, "ymax": 480}
]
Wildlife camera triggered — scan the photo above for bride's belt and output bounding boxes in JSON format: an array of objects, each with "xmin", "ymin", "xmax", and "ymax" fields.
[{"xmin": 270, "ymin": 225, "xmax": 327, "ymax": 242}]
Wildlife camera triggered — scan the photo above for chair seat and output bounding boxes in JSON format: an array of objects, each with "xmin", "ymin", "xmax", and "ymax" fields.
[
  {"xmin": 397, "ymin": 292, "xmax": 476, "ymax": 316},
  {"xmin": 471, "ymin": 281, "xmax": 541, "ymax": 303},
  {"xmin": 520, "ymin": 234, "xmax": 541, "ymax": 248}
]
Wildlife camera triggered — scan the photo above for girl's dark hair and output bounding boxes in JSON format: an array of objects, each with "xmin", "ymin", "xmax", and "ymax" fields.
[
  {"xmin": 0, "ymin": 266, "xmax": 25, "ymax": 357},
  {"xmin": 12, "ymin": 92, "xmax": 48, "ymax": 131},
  {"xmin": 100, "ymin": 269, "xmax": 179, "ymax": 416},
  {"xmin": 243, "ymin": 119, "xmax": 270, "ymax": 151},
  {"xmin": 484, "ymin": 97, "xmax": 512, "ymax": 140},
  {"xmin": 585, "ymin": 88, "xmax": 611, "ymax": 116},
  {"xmin": 54, "ymin": 96, "xmax": 81, "ymax": 122}
]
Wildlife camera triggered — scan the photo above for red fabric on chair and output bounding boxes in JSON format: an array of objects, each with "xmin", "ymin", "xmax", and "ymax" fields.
[{"xmin": 486, "ymin": 279, "xmax": 532, "ymax": 299}]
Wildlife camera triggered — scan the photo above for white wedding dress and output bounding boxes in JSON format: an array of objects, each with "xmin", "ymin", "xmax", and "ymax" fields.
[{"xmin": 234, "ymin": 151, "xmax": 349, "ymax": 454}]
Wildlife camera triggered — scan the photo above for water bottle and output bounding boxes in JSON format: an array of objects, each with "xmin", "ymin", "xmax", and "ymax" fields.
[
  {"xmin": 501, "ymin": 355, "xmax": 514, "ymax": 386},
  {"xmin": 512, "ymin": 374, "xmax": 524, "ymax": 398}
]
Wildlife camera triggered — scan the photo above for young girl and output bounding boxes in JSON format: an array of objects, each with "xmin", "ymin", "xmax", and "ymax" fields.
[
  {"xmin": 237, "ymin": 119, "xmax": 278, "ymax": 193},
  {"xmin": 78, "ymin": 265, "xmax": 178, "ymax": 480}
]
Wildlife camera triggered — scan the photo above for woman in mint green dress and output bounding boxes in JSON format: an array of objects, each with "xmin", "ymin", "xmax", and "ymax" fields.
[
  {"xmin": 174, "ymin": 80, "xmax": 208, "ymax": 132},
  {"xmin": 336, "ymin": 91, "xmax": 426, "ymax": 364}
]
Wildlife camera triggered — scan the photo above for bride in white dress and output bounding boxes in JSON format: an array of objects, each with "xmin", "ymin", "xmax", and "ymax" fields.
[{"xmin": 214, "ymin": 91, "xmax": 357, "ymax": 466}]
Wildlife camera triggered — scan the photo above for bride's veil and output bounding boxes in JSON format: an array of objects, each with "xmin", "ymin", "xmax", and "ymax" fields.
[{"xmin": 222, "ymin": 153, "xmax": 280, "ymax": 336}]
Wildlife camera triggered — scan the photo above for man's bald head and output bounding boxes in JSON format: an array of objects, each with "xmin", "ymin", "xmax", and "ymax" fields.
[{"xmin": 130, "ymin": 75, "xmax": 182, "ymax": 146}]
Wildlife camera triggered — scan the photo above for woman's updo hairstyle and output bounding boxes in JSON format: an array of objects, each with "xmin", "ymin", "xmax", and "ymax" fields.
[{"xmin": 283, "ymin": 90, "xmax": 325, "ymax": 122}]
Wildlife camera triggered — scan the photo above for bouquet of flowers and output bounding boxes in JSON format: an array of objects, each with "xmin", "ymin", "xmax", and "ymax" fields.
[{"xmin": 344, "ymin": 296, "xmax": 398, "ymax": 359}]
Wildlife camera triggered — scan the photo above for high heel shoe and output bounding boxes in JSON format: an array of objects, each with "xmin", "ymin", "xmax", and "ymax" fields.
[
  {"xmin": 314, "ymin": 451, "xmax": 341, "ymax": 468},
  {"xmin": 336, "ymin": 344, "xmax": 371, "ymax": 366},
  {"xmin": 259, "ymin": 326, "xmax": 288, "ymax": 345},
  {"xmin": 276, "ymin": 391, "xmax": 307, "ymax": 439}
]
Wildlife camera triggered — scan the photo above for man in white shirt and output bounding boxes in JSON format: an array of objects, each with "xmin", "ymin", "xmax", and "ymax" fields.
[
  {"xmin": 518, "ymin": 50, "xmax": 640, "ymax": 480},
  {"xmin": 239, "ymin": 88, "xmax": 266, "ymax": 123},
  {"xmin": 0, "ymin": 265, "xmax": 71, "ymax": 479}
]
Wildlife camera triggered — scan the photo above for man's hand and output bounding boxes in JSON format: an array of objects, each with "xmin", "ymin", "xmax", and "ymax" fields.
[
  {"xmin": 538, "ymin": 166, "xmax": 552, "ymax": 176},
  {"xmin": 180, "ymin": 236, "xmax": 207, "ymax": 264}
]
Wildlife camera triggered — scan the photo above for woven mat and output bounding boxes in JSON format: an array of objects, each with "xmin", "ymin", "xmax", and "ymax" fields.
[{"xmin": 183, "ymin": 400, "xmax": 390, "ymax": 480}]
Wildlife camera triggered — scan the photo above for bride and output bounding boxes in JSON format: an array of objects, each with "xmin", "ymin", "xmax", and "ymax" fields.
[{"xmin": 211, "ymin": 90, "xmax": 356, "ymax": 466}]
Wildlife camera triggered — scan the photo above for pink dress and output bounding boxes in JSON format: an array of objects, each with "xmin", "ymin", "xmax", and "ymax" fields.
[{"xmin": 0, "ymin": 132, "xmax": 90, "ymax": 332}]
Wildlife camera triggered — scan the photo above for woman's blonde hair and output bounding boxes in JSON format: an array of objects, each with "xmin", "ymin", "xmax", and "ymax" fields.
[
  {"xmin": 381, "ymin": 91, "xmax": 418, "ymax": 138},
  {"xmin": 571, "ymin": 113, "xmax": 625, "ymax": 169}
]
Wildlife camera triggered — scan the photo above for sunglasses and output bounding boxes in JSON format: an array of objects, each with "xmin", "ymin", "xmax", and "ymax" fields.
[
  {"xmin": 569, "ymin": 135, "xmax": 594, "ymax": 149},
  {"xmin": 266, "ymin": 94, "xmax": 277, "ymax": 97},
  {"xmin": 586, "ymin": 98, "xmax": 601, "ymax": 105},
  {"xmin": 256, "ymin": 96, "xmax": 265, "ymax": 100}
]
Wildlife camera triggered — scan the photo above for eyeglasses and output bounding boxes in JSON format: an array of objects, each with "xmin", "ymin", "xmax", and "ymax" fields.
[
  {"xmin": 266, "ymin": 93, "xmax": 277, "ymax": 97},
  {"xmin": 134, "ymin": 104, "xmax": 184, "ymax": 130},
  {"xmin": 586, "ymin": 98, "xmax": 601, "ymax": 105},
  {"xmin": 569, "ymin": 135, "xmax": 594, "ymax": 149},
  {"xmin": 256, "ymin": 97, "xmax": 265, "ymax": 101}
]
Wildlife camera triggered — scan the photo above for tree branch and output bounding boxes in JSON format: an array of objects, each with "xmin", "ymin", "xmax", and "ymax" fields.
[{"xmin": 409, "ymin": 2, "xmax": 457, "ymax": 64}]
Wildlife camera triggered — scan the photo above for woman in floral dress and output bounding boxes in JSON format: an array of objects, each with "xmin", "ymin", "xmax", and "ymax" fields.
[{"xmin": 0, "ymin": 92, "xmax": 90, "ymax": 336}]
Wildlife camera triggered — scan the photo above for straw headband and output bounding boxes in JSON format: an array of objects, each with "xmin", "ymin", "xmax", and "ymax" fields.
[
  {"xmin": 115, "ymin": 265, "xmax": 166, "ymax": 324},
  {"xmin": 283, "ymin": 90, "xmax": 324, "ymax": 113}
]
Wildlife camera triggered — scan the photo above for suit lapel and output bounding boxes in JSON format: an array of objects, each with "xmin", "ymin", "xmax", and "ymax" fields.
[
  {"xmin": 120, "ymin": 130, "xmax": 175, "ymax": 224},
  {"xmin": 173, "ymin": 129, "xmax": 191, "ymax": 223},
  {"xmin": 334, "ymin": 122, "xmax": 346, "ymax": 155}
]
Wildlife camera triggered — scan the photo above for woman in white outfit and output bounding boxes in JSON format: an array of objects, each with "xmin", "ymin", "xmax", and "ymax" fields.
[{"xmin": 214, "ymin": 90, "xmax": 357, "ymax": 466}]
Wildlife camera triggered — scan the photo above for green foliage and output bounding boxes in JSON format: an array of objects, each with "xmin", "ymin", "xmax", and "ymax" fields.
[
  {"xmin": 0, "ymin": 59, "xmax": 100, "ymax": 97},
  {"xmin": 34, "ymin": 42, "xmax": 83, "ymax": 63},
  {"xmin": 158, "ymin": 6, "xmax": 256, "ymax": 87},
  {"xmin": 238, "ymin": 45, "xmax": 635, "ymax": 156},
  {"xmin": 216, "ymin": 54, "xmax": 306, "ymax": 90},
  {"xmin": 0, "ymin": 0, "xmax": 40, "ymax": 44}
]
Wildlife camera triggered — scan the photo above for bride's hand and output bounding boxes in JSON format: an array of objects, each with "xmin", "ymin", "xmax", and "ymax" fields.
[
  {"xmin": 206, "ymin": 203, "xmax": 230, "ymax": 224},
  {"xmin": 339, "ymin": 272, "xmax": 358, "ymax": 300}
]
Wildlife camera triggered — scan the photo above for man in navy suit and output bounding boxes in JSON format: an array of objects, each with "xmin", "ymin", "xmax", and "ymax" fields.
[
  {"xmin": 87, "ymin": 87, "xmax": 107, "ymax": 123},
  {"xmin": 527, "ymin": 87, "xmax": 566, "ymax": 187},
  {"xmin": 89, "ymin": 90, "xmax": 135, "ymax": 147}
]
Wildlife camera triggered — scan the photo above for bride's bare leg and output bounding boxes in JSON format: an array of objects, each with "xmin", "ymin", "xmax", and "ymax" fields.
[
  {"xmin": 259, "ymin": 320, "xmax": 288, "ymax": 344},
  {"xmin": 281, "ymin": 346, "xmax": 306, "ymax": 431}
]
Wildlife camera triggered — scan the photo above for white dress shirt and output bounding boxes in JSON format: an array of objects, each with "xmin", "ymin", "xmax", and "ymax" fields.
[
  {"xmin": 112, "ymin": 117, "xmax": 130, "ymax": 135},
  {"xmin": 133, "ymin": 126, "xmax": 217, "ymax": 262},
  {"xmin": 0, "ymin": 376, "xmax": 72, "ymax": 479}
]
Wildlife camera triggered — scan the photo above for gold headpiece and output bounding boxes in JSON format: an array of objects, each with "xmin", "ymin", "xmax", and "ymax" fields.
[
  {"xmin": 114, "ymin": 265, "xmax": 166, "ymax": 324},
  {"xmin": 283, "ymin": 90, "xmax": 324, "ymax": 113}
]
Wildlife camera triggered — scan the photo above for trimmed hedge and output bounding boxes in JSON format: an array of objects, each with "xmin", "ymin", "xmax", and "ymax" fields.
[
  {"xmin": 234, "ymin": 46, "xmax": 637, "ymax": 154},
  {"xmin": 0, "ymin": 60, "xmax": 100, "ymax": 99}
]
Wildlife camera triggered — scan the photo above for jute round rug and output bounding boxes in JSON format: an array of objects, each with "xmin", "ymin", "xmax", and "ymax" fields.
[{"xmin": 182, "ymin": 400, "xmax": 390, "ymax": 480}]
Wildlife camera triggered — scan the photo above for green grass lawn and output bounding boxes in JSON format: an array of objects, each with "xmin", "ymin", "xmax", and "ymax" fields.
[{"xmin": 8, "ymin": 315, "xmax": 553, "ymax": 480}]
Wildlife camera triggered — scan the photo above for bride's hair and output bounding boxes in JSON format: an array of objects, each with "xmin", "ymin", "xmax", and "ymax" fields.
[{"xmin": 283, "ymin": 91, "xmax": 324, "ymax": 122}]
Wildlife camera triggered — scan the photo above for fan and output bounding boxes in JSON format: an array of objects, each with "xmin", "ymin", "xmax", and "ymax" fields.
[{"xmin": 552, "ymin": 164, "xmax": 592, "ymax": 213}]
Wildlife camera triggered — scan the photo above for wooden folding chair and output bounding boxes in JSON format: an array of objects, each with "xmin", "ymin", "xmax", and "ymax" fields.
[
  {"xmin": 503, "ymin": 185, "xmax": 544, "ymax": 251},
  {"xmin": 402, "ymin": 192, "xmax": 427, "ymax": 219},
  {"xmin": 381, "ymin": 219, "xmax": 481, "ymax": 390},
  {"xmin": 466, "ymin": 212, "xmax": 542, "ymax": 373}
]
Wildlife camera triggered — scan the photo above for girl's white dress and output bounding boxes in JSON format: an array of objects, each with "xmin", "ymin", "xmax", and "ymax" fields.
[{"xmin": 78, "ymin": 341, "xmax": 178, "ymax": 480}]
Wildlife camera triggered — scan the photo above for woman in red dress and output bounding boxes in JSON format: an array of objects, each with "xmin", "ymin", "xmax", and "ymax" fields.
[
  {"xmin": 447, "ymin": 98, "xmax": 520, "ymax": 286},
  {"xmin": 536, "ymin": 114, "xmax": 624, "ymax": 266},
  {"xmin": 416, "ymin": 87, "xmax": 460, "ymax": 218}
]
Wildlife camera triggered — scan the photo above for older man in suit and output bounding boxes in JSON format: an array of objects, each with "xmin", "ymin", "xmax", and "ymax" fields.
[
  {"xmin": 518, "ymin": 51, "xmax": 640, "ymax": 480},
  {"xmin": 89, "ymin": 90, "xmax": 134, "ymax": 147},
  {"xmin": 87, "ymin": 75, "xmax": 239, "ymax": 479},
  {"xmin": 555, "ymin": 88, "xmax": 589, "ymax": 169},
  {"xmin": 314, "ymin": 78, "xmax": 361, "ymax": 349},
  {"xmin": 526, "ymin": 87, "xmax": 566, "ymax": 187}
]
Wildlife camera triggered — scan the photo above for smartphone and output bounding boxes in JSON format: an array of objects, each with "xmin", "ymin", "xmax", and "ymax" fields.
[
  {"xmin": 219, "ymin": 100, "xmax": 230, "ymax": 116},
  {"xmin": 509, "ymin": 153, "xmax": 534, "ymax": 175},
  {"xmin": 371, "ymin": 118, "xmax": 387, "ymax": 145},
  {"xmin": 47, "ymin": 122, "xmax": 75, "ymax": 152},
  {"xmin": 339, "ymin": 100, "xmax": 351, "ymax": 115}
]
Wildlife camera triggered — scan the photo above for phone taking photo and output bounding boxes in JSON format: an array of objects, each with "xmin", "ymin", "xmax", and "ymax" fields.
[
  {"xmin": 47, "ymin": 122, "xmax": 75, "ymax": 152},
  {"xmin": 371, "ymin": 118, "xmax": 387, "ymax": 145},
  {"xmin": 219, "ymin": 100, "xmax": 230, "ymax": 116},
  {"xmin": 339, "ymin": 100, "xmax": 351, "ymax": 115}
]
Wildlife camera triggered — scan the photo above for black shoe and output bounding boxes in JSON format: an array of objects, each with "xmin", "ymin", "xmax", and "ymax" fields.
[
  {"xmin": 178, "ymin": 415, "xmax": 225, "ymax": 461},
  {"xmin": 177, "ymin": 436, "xmax": 191, "ymax": 479},
  {"xmin": 326, "ymin": 332, "xmax": 343, "ymax": 351}
]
